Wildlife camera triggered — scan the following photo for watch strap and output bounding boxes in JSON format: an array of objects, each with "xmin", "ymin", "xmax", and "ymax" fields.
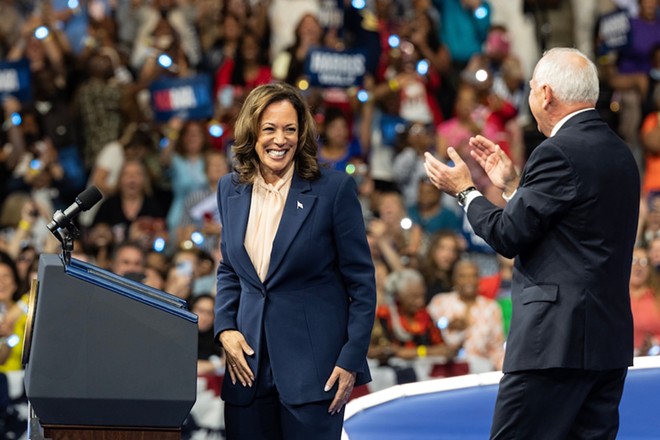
[{"xmin": 456, "ymin": 186, "xmax": 478, "ymax": 207}]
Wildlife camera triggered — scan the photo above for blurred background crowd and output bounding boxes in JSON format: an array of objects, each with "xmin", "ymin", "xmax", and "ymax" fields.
[{"xmin": 0, "ymin": 0, "xmax": 659, "ymax": 437}]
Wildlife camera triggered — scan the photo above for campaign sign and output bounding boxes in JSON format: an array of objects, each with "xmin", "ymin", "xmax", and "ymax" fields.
[
  {"xmin": 305, "ymin": 47, "xmax": 367, "ymax": 88},
  {"xmin": 0, "ymin": 60, "xmax": 32, "ymax": 103},
  {"xmin": 150, "ymin": 74, "xmax": 214, "ymax": 122},
  {"xmin": 597, "ymin": 8, "xmax": 631, "ymax": 55}
]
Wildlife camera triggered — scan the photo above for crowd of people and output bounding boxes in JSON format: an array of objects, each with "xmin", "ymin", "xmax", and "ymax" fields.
[{"xmin": 0, "ymin": 0, "xmax": 660, "ymax": 437}]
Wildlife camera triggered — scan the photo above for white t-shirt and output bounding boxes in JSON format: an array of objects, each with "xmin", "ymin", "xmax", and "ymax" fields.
[
  {"xmin": 94, "ymin": 141, "xmax": 125, "ymax": 190},
  {"xmin": 78, "ymin": 141, "xmax": 125, "ymax": 226}
]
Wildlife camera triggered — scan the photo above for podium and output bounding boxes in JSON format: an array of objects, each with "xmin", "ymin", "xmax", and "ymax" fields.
[{"xmin": 23, "ymin": 254, "xmax": 198, "ymax": 439}]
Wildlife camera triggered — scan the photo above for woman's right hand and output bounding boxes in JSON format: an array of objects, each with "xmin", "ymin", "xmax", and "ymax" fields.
[{"xmin": 219, "ymin": 330, "xmax": 255, "ymax": 387}]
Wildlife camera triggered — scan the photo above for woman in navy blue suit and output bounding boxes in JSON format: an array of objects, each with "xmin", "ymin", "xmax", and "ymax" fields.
[{"xmin": 214, "ymin": 82, "xmax": 376, "ymax": 439}]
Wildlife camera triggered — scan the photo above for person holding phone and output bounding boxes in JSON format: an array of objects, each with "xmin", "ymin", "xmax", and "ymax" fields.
[{"xmin": 215, "ymin": 82, "xmax": 376, "ymax": 439}]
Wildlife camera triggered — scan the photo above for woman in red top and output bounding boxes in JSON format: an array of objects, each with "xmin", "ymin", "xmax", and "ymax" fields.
[
  {"xmin": 640, "ymin": 91, "xmax": 660, "ymax": 196},
  {"xmin": 629, "ymin": 246, "xmax": 660, "ymax": 355},
  {"xmin": 376, "ymin": 268, "xmax": 449, "ymax": 359},
  {"xmin": 213, "ymin": 32, "xmax": 272, "ymax": 105}
]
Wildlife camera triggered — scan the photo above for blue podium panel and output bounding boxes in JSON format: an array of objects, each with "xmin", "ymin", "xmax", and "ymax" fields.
[{"xmin": 24, "ymin": 254, "xmax": 199, "ymax": 428}]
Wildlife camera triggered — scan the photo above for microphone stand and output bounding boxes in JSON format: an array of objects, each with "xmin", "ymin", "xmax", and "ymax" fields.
[
  {"xmin": 49, "ymin": 219, "xmax": 80, "ymax": 267},
  {"xmin": 46, "ymin": 186, "xmax": 103, "ymax": 267}
]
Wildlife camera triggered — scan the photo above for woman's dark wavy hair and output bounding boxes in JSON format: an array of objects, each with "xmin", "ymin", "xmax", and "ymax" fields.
[
  {"xmin": 0, "ymin": 250, "xmax": 21, "ymax": 302},
  {"xmin": 232, "ymin": 82, "xmax": 320, "ymax": 184},
  {"xmin": 230, "ymin": 33, "xmax": 271, "ymax": 86},
  {"xmin": 420, "ymin": 229, "xmax": 462, "ymax": 283}
]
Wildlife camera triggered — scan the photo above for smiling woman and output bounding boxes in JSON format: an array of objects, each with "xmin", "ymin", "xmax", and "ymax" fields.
[
  {"xmin": 254, "ymin": 100, "xmax": 299, "ymax": 183},
  {"xmin": 214, "ymin": 82, "xmax": 376, "ymax": 440},
  {"xmin": 231, "ymin": 82, "xmax": 320, "ymax": 185}
]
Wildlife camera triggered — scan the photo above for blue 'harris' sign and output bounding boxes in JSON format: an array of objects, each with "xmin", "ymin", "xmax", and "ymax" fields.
[
  {"xmin": 149, "ymin": 74, "xmax": 214, "ymax": 122},
  {"xmin": 304, "ymin": 47, "xmax": 367, "ymax": 88},
  {"xmin": 0, "ymin": 60, "xmax": 32, "ymax": 103}
]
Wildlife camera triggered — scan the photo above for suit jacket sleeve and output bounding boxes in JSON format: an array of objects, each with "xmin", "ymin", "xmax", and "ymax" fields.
[
  {"xmin": 214, "ymin": 177, "xmax": 242, "ymax": 339},
  {"xmin": 467, "ymin": 141, "xmax": 578, "ymax": 258},
  {"xmin": 331, "ymin": 175, "xmax": 377, "ymax": 372}
]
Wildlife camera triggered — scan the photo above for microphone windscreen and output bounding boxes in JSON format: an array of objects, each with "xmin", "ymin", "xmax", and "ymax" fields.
[{"xmin": 76, "ymin": 186, "xmax": 103, "ymax": 211}]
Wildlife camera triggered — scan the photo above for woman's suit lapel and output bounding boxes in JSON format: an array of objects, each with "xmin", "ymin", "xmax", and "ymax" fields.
[
  {"xmin": 226, "ymin": 181, "xmax": 262, "ymax": 287},
  {"xmin": 265, "ymin": 173, "xmax": 317, "ymax": 284}
]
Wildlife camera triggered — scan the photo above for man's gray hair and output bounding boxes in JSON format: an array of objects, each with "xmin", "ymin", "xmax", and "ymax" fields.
[{"xmin": 533, "ymin": 47, "xmax": 599, "ymax": 106}]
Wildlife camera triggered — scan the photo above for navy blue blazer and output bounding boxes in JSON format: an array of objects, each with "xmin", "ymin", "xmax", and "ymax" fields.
[
  {"xmin": 467, "ymin": 110, "xmax": 640, "ymax": 373},
  {"xmin": 214, "ymin": 167, "xmax": 376, "ymax": 406}
]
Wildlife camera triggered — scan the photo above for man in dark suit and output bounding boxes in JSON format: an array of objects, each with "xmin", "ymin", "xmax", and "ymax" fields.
[{"xmin": 424, "ymin": 47, "xmax": 640, "ymax": 439}]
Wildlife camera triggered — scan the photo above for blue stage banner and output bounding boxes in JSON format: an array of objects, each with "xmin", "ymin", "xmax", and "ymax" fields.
[
  {"xmin": 150, "ymin": 74, "xmax": 214, "ymax": 122},
  {"xmin": 305, "ymin": 47, "xmax": 368, "ymax": 88},
  {"xmin": 0, "ymin": 60, "xmax": 32, "ymax": 103}
]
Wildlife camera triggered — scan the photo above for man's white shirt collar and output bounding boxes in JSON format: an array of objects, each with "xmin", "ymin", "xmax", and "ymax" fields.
[{"xmin": 550, "ymin": 108, "xmax": 594, "ymax": 137}]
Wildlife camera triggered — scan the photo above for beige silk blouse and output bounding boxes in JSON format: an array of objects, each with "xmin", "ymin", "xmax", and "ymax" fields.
[{"xmin": 244, "ymin": 165, "xmax": 295, "ymax": 281}]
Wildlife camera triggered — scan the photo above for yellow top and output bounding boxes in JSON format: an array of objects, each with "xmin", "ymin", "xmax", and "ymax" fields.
[{"xmin": 0, "ymin": 312, "xmax": 27, "ymax": 373}]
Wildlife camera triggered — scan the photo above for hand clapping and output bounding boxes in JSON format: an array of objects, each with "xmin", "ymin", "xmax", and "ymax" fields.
[
  {"xmin": 424, "ymin": 135, "xmax": 519, "ymax": 198},
  {"xmin": 423, "ymin": 148, "xmax": 474, "ymax": 196},
  {"xmin": 468, "ymin": 135, "xmax": 519, "ymax": 193}
]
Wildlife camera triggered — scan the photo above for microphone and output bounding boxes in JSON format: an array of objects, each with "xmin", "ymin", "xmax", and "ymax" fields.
[{"xmin": 47, "ymin": 186, "xmax": 103, "ymax": 232}]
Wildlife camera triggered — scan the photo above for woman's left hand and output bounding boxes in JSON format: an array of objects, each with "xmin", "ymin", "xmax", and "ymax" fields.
[{"xmin": 324, "ymin": 366, "xmax": 357, "ymax": 415}]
